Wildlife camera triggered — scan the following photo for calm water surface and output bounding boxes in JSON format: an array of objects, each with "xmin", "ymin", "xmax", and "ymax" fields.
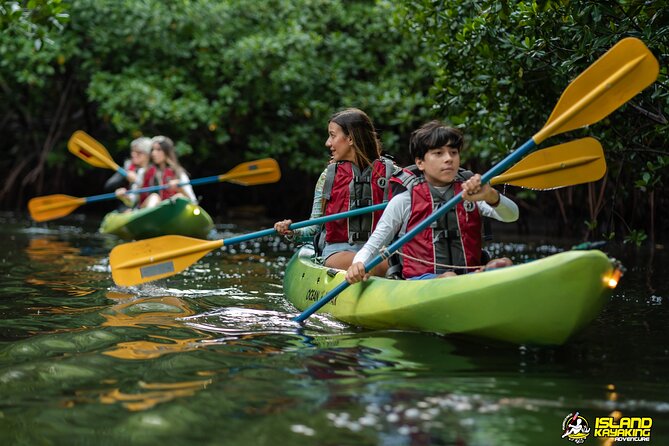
[{"xmin": 0, "ymin": 212, "xmax": 667, "ymax": 445}]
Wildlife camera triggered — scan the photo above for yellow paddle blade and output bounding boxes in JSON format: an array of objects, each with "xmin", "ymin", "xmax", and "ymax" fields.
[
  {"xmin": 68, "ymin": 130, "xmax": 121, "ymax": 171},
  {"xmin": 110, "ymin": 236, "xmax": 224, "ymax": 286},
  {"xmin": 28, "ymin": 194, "xmax": 86, "ymax": 222},
  {"xmin": 491, "ymin": 138, "xmax": 606, "ymax": 190},
  {"xmin": 218, "ymin": 158, "xmax": 281, "ymax": 186},
  {"xmin": 535, "ymin": 37, "xmax": 659, "ymax": 143}
]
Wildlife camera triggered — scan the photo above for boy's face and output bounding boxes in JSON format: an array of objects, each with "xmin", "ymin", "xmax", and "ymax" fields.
[
  {"xmin": 416, "ymin": 145, "xmax": 460, "ymax": 187},
  {"xmin": 130, "ymin": 150, "xmax": 149, "ymax": 167}
]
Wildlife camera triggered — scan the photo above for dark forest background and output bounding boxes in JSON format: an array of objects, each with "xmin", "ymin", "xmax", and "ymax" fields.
[{"xmin": 1, "ymin": 0, "xmax": 667, "ymax": 245}]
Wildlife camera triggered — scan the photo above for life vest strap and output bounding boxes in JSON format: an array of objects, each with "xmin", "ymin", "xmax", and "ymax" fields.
[
  {"xmin": 395, "ymin": 249, "xmax": 483, "ymax": 271},
  {"xmin": 348, "ymin": 231, "xmax": 371, "ymax": 242},
  {"xmin": 351, "ymin": 198, "xmax": 373, "ymax": 207},
  {"xmin": 432, "ymin": 228, "xmax": 461, "ymax": 242}
]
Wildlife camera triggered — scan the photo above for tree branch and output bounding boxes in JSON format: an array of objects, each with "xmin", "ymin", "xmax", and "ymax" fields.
[{"xmin": 629, "ymin": 102, "xmax": 668, "ymax": 125}]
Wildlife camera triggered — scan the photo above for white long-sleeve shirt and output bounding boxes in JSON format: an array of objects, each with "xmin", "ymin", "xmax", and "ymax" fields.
[
  {"xmin": 176, "ymin": 171, "xmax": 198, "ymax": 203},
  {"xmin": 352, "ymin": 189, "xmax": 519, "ymax": 266}
]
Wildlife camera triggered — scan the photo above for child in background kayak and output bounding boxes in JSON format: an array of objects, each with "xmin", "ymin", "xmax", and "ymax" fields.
[
  {"xmin": 274, "ymin": 108, "xmax": 404, "ymax": 275},
  {"xmin": 139, "ymin": 135, "xmax": 197, "ymax": 208},
  {"xmin": 346, "ymin": 120, "xmax": 519, "ymax": 283},
  {"xmin": 107, "ymin": 137, "xmax": 152, "ymax": 210}
]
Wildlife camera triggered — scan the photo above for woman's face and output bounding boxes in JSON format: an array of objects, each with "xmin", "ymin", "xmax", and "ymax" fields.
[
  {"xmin": 325, "ymin": 122, "xmax": 355, "ymax": 163},
  {"xmin": 151, "ymin": 144, "xmax": 166, "ymax": 165}
]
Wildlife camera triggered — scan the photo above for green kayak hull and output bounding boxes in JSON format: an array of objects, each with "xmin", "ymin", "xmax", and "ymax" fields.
[
  {"xmin": 99, "ymin": 197, "xmax": 214, "ymax": 240},
  {"xmin": 283, "ymin": 246, "xmax": 618, "ymax": 346}
]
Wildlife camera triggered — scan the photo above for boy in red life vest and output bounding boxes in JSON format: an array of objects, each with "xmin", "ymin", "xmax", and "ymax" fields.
[{"xmin": 346, "ymin": 120, "xmax": 519, "ymax": 283}]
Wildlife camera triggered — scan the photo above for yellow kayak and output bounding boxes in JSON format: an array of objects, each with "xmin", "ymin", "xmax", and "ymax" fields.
[{"xmin": 283, "ymin": 246, "xmax": 621, "ymax": 345}]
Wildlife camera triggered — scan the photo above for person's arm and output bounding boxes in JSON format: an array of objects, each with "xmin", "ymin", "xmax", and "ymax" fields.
[
  {"xmin": 350, "ymin": 192, "xmax": 410, "ymax": 266},
  {"xmin": 123, "ymin": 167, "xmax": 145, "ymax": 207},
  {"xmin": 179, "ymin": 172, "xmax": 198, "ymax": 203},
  {"xmin": 104, "ymin": 159, "xmax": 134, "ymax": 192},
  {"xmin": 461, "ymin": 173, "xmax": 519, "ymax": 222},
  {"xmin": 104, "ymin": 171, "xmax": 127, "ymax": 192},
  {"xmin": 291, "ymin": 169, "xmax": 327, "ymax": 241},
  {"xmin": 346, "ymin": 192, "xmax": 410, "ymax": 283},
  {"xmin": 478, "ymin": 193, "xmax": 519, "ymax": 222}
]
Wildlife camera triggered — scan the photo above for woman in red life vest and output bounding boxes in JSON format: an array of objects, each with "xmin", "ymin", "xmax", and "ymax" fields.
[
  {"xmin": 274, "ymin": 108, "xmax": 397, "ymax": 275},
  {"xmin": 139, "ymin": 136, "xmax": 197, "ymax": 209},
  {"xmin": 346, "ymin": 121, "xmax": 519, "ymax": 284}
]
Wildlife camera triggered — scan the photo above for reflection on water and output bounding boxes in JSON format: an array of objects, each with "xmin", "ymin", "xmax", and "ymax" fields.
[
  {"xmin": 94, "ymin": 293, "xmax": 217, "ymax": 410},
  {"xmin": 0, "ymin": 216, "xmax": 668, "ymax": 445},
  {"xmin": 98, "ymin": 379, "xmax": 213, "ymax": 412},
  {"xmin": 102, "ymin": 293, "xmax": 196, "ymax": 329},
  {"xmin": 295, "ymin": 331, "xmax": 470, "ymax": 380},
  {"xmin": 24, "ymin": 237, "xmax": 98, "ymax": 297},
  {"xmin": 26, "ymin": 237, "xmax": 81, "ymax": 261},
  {"xmin": 101, "ymin": 293, "xmax": 209, "ymax": 360}
]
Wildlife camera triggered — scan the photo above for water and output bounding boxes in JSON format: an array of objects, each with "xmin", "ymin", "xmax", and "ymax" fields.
[{"xmin": 0, "ymin": 212, "xmax": 667, "ymax": 445}]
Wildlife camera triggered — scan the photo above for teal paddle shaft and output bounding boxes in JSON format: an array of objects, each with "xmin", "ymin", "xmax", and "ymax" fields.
[
  {"xmin": 220, "ymin": 203, "xmax": 388, "ymax": 246},
  {"xmin": 83, "ymin": 176, "xmax": 224, "ymax": 204},
  {"xmin": 293, "ymin": 138, "xmax": 538, "ymax": 323}
]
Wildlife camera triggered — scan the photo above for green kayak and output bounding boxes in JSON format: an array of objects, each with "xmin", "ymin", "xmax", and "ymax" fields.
[
  {"xmin": 283, "ymin": 246, "xmax": 621, "ymax": 346},
  {"xmin": 99, "ymin": 197, "xmax": 214, "ymax": 240}
]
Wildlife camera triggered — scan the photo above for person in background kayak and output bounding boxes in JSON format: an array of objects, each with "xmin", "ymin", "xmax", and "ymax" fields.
[
  {"xmin": 105, "ymin": 137, "xmax": 152, "ymax": 209},
  {"xmin": 274, "ymin": 108, "xmax": 404, "ymax": 275},
  {"xmin": 138, "ymin": 135, "xmax": 197, "ymax": 209},
  {"xmin": 346, "ymin": 120, "xmax": 519, "ymax": 284}
]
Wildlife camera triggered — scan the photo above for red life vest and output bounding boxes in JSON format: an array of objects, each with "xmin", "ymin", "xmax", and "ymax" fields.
[
  {"xmin": 140, "ymin": 165, "xmax": 178, "ymax": 203},
  {"xmin": 402, "ymin": 178, "xmax": 482, "ymax": 278},
  {"xmin": 122, "ymin": 158, "xmax": 139, "ymax": 173},
  {"xmin": 323, "ymin": 158, "xmax": 395, "ymax": 244}
]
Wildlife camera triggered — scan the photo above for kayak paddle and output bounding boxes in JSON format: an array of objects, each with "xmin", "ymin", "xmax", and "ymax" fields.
[
  {"xmin": 490, "ymin": 137, "xmax": 605, "ymax": 189},
  {"xmin": 294, "ymin": 37, "xmax": 658, "ymax": 323},
  {"xmin": 109, "ymin": 138, "xmax": 606, "ymax": 286},
  {"xmin": 28, "ymin": 158, "xmax": 281, "ymax": 222},
  {"xmin": 68, "ymin": 130, "xmax": 129, "ymax": 177}
]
